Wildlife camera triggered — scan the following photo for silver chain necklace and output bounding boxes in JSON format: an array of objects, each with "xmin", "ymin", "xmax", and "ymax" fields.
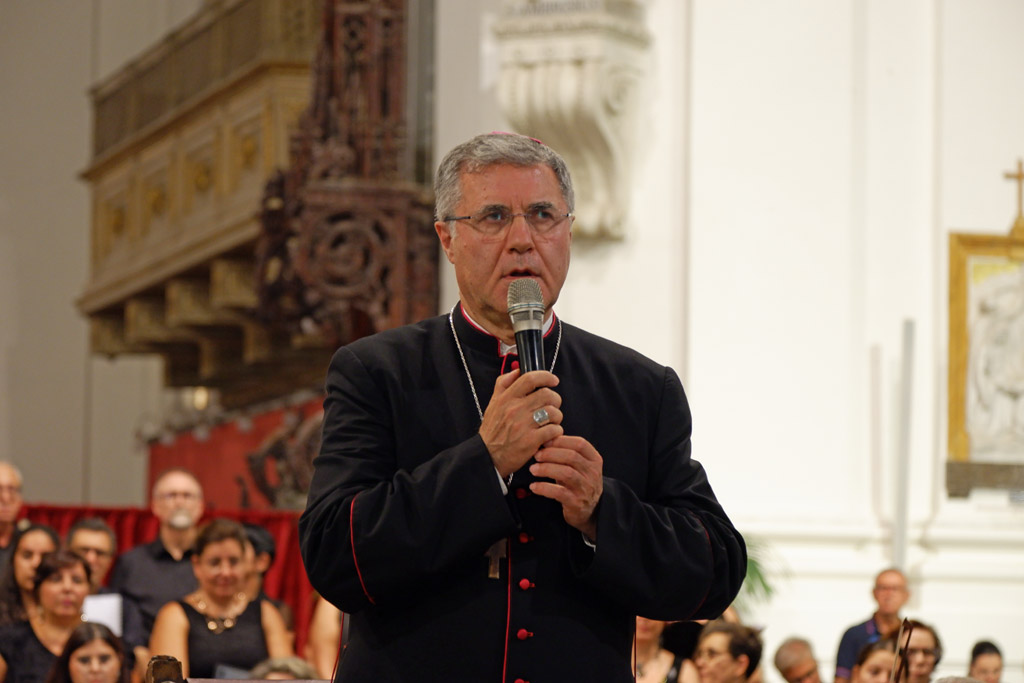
[{"xmin": 448, "ymin": 304, "xmax": 562, "ymax": 422}]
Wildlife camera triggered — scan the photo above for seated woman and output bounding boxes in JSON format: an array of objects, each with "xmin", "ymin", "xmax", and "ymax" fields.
[
  {"xmin": 905, "ymin": 620, "xmax": 942, "ymax": 683},
  {"xmin": 635, "ymin": 617, "xmax": 687, "ymax": 683},
  {"xmin": 967, "ymin": 641, "xmax": 1002, "ymax": 683},
  {"xmin": 851, "ymin": 639, "xmax": 897, "ymax": 683},
  {"xmin": 0, "ymin": 524, "xmax": 60, "ymax": 627},
  {"xmin": 0, "ymin": 549, "xmax": 92, "ymax": 683},
  {"xmin": 148, "ymin": 518, "xmax": 292, "ymax": 678},
  {"xmin": 45, "ymin": 622, "xmax": 129, "ymax": 683},
  {"xmin": 693, "ymin": 621, "xmax": 762, "ymax": 683}
]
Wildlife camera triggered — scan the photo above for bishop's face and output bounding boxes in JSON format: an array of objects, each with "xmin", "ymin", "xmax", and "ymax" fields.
[{"xmin": 435, "ymin": 163, "xmax": 572, "ymax": 341}]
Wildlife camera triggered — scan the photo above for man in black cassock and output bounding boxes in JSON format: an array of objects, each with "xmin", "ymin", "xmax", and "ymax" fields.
[{"xmin": 299, "ymin": 132, "xmax": 746, "ymax": 682}]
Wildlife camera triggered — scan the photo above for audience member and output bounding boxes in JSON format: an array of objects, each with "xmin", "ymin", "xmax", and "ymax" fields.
[
  {"xmin": 66, "ymin": 518, "xmax": 145, "ymax": 668},
  {"xmin": 0, "ymin": 462, "xmax": 24, "ymax": 570},
  {"xmin": 773, "ymin": 637, "xmax": 821, "ymax": 683},
  {"xmin": 44, "ymin": 622, "xmax": 130, "ymax": 683},
  {"xmin": 693, "ymin": 621, "xmax": 762, "ymax": 683},
  {"xmin": 305, "ymin": 595, "xmax": 342, "ymax": 680},
  {"xmin": 967, "ymin": 641, "xmax": 1002, "ymax": 683},
  {"xmin": 0, "ymin": 523, "xmax": 60, "ymax": 626},
  {"xmin": 148, "ymin": 518, "xmax": 292, "ymax": 678},
  {"xmin": 108, "ymin": 467, "xmax": 204, "ymax": 661},
  {"xmin": 835, "ymin": 568, "xmax": 909, "ymax": 683},
  {"xmin": 242, "ymin": 523, "xmax": 293, "ymax": 632},
  {"xmin": 248, "ymin": 656, "xmax": 319, "ymax": 680},
  {"xmin": 0, "ymin": 549, "xmax": 92, "ymax": 683},
  {"xmin": 904, "ymin": 620, "xmax": 942, "ymax": 683},
  {"xmin": 851, "ymin": 639, "xmax": 897, "ymax": 683},
  {"xmin": 635, "ymin": 616, "xmax": 687, "ymax": 683},
  {"xmin": 66, "ymin": 519, "xmax": 117, "ymax": 593}
]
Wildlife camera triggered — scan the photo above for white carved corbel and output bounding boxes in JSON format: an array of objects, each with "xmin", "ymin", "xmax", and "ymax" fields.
[{"xmin": 494, "ymin": 1, "xmax": 651, "ymax": 239}]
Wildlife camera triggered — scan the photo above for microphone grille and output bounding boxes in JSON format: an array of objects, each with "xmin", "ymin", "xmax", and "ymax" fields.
[{"xmin": 507, "ymin": 278, "xmax": 543, "ymax": 308}]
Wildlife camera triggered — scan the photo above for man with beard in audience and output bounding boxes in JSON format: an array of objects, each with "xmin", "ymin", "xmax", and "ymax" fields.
[{"xmin": 109, "ymin": 468, "xmax": 205, "ymax": 667}]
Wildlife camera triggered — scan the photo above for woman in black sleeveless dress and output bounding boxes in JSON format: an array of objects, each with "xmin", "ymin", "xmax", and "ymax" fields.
[{"xmin": 148, "ymin": 519, "xmax": 292, "ymax": 677}]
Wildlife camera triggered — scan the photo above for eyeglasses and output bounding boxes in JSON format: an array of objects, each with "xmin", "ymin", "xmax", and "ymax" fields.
[
  {"xmin": 0, "ymin": 485, "xmax": 22, "ymax": 497},
  {"xmin": 443, "ymin": 207, "xmax": 573, "ymax": 237},
  {"xmin": 155, "ymin": 491, "xmax": 200, "ymax": 502},
  {"xmin": 71, "ymin": 545, "xmax": 114, "ymax": 559},
  {"xmin": 694, "ymin": 648, "xmax": 728, "ymax": 662}
]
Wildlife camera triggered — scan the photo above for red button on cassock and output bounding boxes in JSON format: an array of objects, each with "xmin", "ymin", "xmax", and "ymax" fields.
[
  {"xmin": 518, "ymin": 532, "xmax": 531, "ymax": 544},
  {"xmin": 518, "ymin": 578, "xmax": 533, "ymax": 590},
  {"xmin": 514, "ymin": 679, "xmax": 529, "ymax": 683},
  {"xmin": 517, "ymin": 628, "xmax": 533, "ymax": 640},
  {"xmin": 514, "ymin": 488, "xmax": 529, "ymax": 499}
]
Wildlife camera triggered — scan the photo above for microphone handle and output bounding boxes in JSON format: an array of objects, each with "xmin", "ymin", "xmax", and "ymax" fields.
[{"xmin": 514, "ymin": 328, "xmax": 545, "ymax": 373}]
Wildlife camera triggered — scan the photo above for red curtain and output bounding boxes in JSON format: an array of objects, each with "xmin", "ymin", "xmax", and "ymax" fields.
[
  {"xmin": 23, "ymin": 504, "xmax": 317, "ymax": 653},
  {"xmin": 147, "ymin": 398, "xmax": 324, "ymax": 511}
]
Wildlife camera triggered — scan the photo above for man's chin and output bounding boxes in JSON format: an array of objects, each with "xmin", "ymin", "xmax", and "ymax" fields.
[{"xmin": 167, "ymin": 511, "xmax": 196, "ymax": 530}]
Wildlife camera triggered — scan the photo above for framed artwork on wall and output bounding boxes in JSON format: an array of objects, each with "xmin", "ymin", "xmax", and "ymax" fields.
[{"xmin": 948, "ymin": 231, "xmax": 1024, "ymax": 497}]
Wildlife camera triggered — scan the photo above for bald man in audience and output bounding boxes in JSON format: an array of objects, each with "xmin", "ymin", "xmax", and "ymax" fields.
[
  {"xmin": 834, "ymin": 568, "xmax": 909, "ymax": 683},
  {"xmin": 109, "ymin": 467, "xmax": 205, "ymax": 665},
  {"xmin": 0, "ymin": 462, "xmax": 25, "ymax": 569},
  {"xmin": 774, "ymin": 637, "xmax": 822, "ymax": 683}
]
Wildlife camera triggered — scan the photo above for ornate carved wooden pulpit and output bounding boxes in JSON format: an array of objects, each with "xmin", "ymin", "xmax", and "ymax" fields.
[{"xmin": 78, "ymin": 0, "xmax": 437, "ymax": 409}]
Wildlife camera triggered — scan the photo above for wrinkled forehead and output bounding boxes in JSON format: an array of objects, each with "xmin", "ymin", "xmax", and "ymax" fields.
[
  {"xmin": 0, "ymin": 464, "xmax": 21, "ymax": 487},
  {"xmin": 458, "ymin": 163, "xmax": 567, "ymax": 205},
  {"xmin": 154, "ymin": 471, "xmax": 202, "ymax": 496}
]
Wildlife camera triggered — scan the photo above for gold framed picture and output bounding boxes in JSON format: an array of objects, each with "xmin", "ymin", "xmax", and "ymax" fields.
[{"xmin": 948, "ymin": 232, "xmax": 1024, "ymax": 497}]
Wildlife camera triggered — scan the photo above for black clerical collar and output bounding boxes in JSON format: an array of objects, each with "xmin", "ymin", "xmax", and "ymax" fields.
[{"xmin": 455, "ymin": 302, "xmax": 557, "ymax": 358}]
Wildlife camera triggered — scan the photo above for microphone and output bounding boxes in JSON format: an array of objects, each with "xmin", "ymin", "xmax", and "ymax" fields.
[{"xmin": 507, "ymin": 278, "xmax": 546, "ymax": 373}]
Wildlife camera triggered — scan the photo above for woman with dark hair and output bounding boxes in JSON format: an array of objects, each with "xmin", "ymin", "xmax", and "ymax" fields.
[
  {"xmin": 0, "ymin": 524, "xmax": 60, "ymax": 627},
  {"xmin": 0, "ymin": 549, "xmax": 91, "ymax": 683},
  {"xmin": 851, "ymin": 639, "xmax": 897, "ymax": 683},
  {"xmin": 45, "ymin": 622, "xmax": 128, "ymax": 683},
  {"xmin": 905, "ymin": 620, "xmax": 943, "ymax": 683},
  {"xmin": 693, "ymin": 621, "xmax": 763, "ymax": 683},
  {"xmin": 967, "ymin": 641, "xmax": 1001, "ymax": 683},
  {"xmin": 149, "ymin": 518, "xmax": 292, "ymax": 677}
]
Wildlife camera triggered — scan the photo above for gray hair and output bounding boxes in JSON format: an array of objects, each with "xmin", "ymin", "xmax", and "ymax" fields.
[{"xmin": 433, "ymin": 132, "xmax": 575, "ymax": 225}]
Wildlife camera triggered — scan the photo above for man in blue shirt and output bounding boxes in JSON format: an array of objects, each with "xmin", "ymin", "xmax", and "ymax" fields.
[{"xmin": 834, "ymin": 568, "xmax": 909, "ymax": 683}]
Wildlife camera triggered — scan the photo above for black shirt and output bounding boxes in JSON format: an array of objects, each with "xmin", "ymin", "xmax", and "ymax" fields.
[{"xmin": 108, "ymin": 537, "xmax": 197, "ymax": 645}]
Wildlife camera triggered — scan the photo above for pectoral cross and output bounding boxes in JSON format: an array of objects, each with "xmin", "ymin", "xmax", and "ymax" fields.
[
  {"xmin": 485, "ymin": 539, "xmax": 506, "ymax": 579},
  {"xmin": 1005, "ymin": 158, "xmax": 1024, "ymax": 237}
]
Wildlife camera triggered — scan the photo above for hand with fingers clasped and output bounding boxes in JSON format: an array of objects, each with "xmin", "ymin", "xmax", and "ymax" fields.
[
  {"xmin": 528, "ymin": 435, "xmax": 603, "ymax": 542},
  {"xmin": 479, "ymin": 368, "xmax": 564, "ymax": 479}
]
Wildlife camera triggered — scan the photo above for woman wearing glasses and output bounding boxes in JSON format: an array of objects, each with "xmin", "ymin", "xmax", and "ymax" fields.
[
  {"xmin": 693, "ymin": 621, "xmax": 762, "ymax": 683},
  {"xmin": 904, "ymin": 620, "xmax": 942, "ymax": 683},
  {"xmin": 967, "ymin": 641, "xmax": 1002, "ymax": 683}
]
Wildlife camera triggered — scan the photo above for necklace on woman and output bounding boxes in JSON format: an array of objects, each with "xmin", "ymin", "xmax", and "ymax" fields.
[
  {"xmin": 193, "ymin": 592, "xmax": 248, "ymax": 634},
  {"xmin": 448, "ymin": 305, "xmax": 563, "ymax": 484}
]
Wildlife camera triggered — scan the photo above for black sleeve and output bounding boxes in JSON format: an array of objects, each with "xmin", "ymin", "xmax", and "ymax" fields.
[
  {"xmin": 575, "ymin": 367, "xmax": 746, "ymax": 620},
  {"xmin": 298, "ymin": 346, "xmax": 519, "ymax": 612}
]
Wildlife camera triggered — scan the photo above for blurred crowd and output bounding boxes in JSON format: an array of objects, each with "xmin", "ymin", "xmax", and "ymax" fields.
[{"xmin": 0, "ymin": 461, "xmax": 1010, "ymax": 683}]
